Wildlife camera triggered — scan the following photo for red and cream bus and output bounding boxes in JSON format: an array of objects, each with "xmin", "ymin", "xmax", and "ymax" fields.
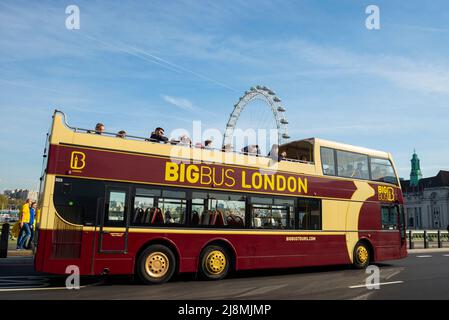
[{"xmin": 34, "ymin": 111, "xmax": 407, "ymax": 284}]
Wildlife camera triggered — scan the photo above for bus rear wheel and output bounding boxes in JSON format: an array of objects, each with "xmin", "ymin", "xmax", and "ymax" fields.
[
  {"xmin": 199, "ymin": 245, "xmax": 230, "ymax": 280},
  {"xmin": 137, "ymin": 244, "xmax": 176, "ymax": 284},
  {"xmin": 353, "ymin": 242, "xmax": 371, "ymax": 269}
]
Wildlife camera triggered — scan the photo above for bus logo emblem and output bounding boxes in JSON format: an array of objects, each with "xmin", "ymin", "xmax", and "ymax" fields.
[
  {"xmin": 377, "ymin": 185, "xmax": 395, "ymax": 201},
  {"xmin": 70, "ymin": 151, "xmax": 86, "ymax": 170}
]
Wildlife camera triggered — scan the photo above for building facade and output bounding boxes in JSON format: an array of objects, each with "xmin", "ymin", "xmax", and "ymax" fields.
[
  {"xmin": 401, "ymin": 151, "xmax": 449, "ymax": 230},
  {"xmin": 3, "ymin": 189, "xmax": 38, "ymax": 201}
]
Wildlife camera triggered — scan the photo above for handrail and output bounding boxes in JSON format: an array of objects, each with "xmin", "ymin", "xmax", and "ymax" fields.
[{"xmin": 53, "ymin": 110, "xmax": 315, "ymax": 164}]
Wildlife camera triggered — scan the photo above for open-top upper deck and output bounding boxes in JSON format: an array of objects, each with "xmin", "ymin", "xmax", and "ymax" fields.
[{"xmin": 48, "ymin": 110, "xmax": 399, "ymax": 185}]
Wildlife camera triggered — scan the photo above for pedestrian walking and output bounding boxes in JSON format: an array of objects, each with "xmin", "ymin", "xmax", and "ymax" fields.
[
  {"xmin": 17, "ymin": 199, "xmax": 33, "ymax": 250},
  {"xmin": 26, "ymin": 202, "xmax": 37, "ymax": 249},
  {"xmin": 16, "ymin": 199, "xmax": 31, "ymax": 250}
]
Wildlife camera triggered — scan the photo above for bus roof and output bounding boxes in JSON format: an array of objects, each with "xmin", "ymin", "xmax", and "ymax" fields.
[
  {"xmin": 283, "ymin": 138, "xmax": 391, "ymax": 159},
  {"xmin": 52, "ymin": 110, "xmax": 392, "ymax": 162}
]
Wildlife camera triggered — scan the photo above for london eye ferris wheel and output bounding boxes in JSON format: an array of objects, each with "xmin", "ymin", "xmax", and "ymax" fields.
[{"xmin": 222, "ymin": 85, "xmax": 290, "ymax": 154}]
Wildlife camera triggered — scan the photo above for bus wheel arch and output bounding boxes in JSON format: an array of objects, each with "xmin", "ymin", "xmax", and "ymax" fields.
[
  {"xmin": 353, "ymin": 238, "xmax": 374, "ymax": 269},
  {"xmin": 135, "ymin": 238, "xmax": 180, "ymax": 284},
  {"xmin": 197, "ymin": 239, "xmax": 236, "ymax": 280}
]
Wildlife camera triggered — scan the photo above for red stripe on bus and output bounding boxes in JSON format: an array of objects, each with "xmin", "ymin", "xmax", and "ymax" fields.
[{"xmin": 47, "ymin": 144, "xmax": 363, "ymax": 200}]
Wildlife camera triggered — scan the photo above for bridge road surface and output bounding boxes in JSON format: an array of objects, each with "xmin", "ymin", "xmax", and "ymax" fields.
[{"xmin": 0, "ymin": 250, "xmax": 448, "ymax": 300}]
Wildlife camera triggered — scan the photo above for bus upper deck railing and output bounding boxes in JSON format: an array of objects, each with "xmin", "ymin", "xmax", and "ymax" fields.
[{"xmin": 55, "ymin": 110, "xmax": 313, "ymax": 165}]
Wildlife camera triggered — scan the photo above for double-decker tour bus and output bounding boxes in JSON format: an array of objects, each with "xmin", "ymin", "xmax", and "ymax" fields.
[{"xmin": 34, "ymin": 110, "xmax": 407, "ymax": 284}]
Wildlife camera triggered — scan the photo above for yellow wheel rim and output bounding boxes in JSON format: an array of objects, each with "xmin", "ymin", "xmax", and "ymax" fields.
[
  {"xmin": 205, "ymin": 250, "xmax": 227, "ymax": 275},
  {"xmin": 145, "ymin": 252, "xmax": 169, "ymax": 278},
  {"xmin": 356, "ymin": 246, "xmax": 369, "ymax": 264}
]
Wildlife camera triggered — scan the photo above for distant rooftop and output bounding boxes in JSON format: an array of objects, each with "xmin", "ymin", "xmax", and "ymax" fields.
[{"xmin": 401, "ymin": 170, "xmax": 449, "ymax": 191}]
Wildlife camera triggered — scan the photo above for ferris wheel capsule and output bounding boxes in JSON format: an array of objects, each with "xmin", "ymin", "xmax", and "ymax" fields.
[{"xmin": 277, "ymin": 106, "xmax": 286, "ymax": 112}]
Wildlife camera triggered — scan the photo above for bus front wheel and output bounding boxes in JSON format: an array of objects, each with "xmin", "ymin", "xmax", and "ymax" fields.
[
  {"xmin": 352, "ymin": 242, "xmax": 371, "ymax": 269},
  {"xmin": 137, "ymin": 244, "xmax": 176, "ymax": 284},
  {"xmin": 199, "ymin": 245, "xmax": 230, "ymax": 280}
]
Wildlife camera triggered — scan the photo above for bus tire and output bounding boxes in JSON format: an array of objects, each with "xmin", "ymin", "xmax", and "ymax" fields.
[
  {"xmin": 352, "ymin": 241, "xmax": 371, "ymax": 269},
  {"xmin": 198, "ymin": 245, "xmax": 230, "ymax": 280},
  {"xmin": 137, "ymin": 244, "xmax": 176, "ymax": 284}
]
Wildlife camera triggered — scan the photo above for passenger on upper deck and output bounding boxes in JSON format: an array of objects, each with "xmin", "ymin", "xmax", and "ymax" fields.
[
  {"xmin": 150, "ymin": 127, "xmax": 168, "ymax": 143},
  {"xmin": 372, "ymin": 166, "xmax": 382, "ymax": 180},
  {"xmin": 178, "ymin": 135, "xmax": 192, "ymax": 147},
  {"xmin": 242, "ymin": 145, "xmax": 260, "ymax": 156},
  {"xmin": 268, "ymin": 144, "xmax": 286, "ymax": 162},
  {"xmin": 352, "ymin": 162, "xmax": 364, "ymax": 179},
  {"xmin": 222, "ymin": 144, "xmax": 232, "ymax": 152},
  {"xmin": 344, "ymin": 164, "xmax": 353, "ymax": 177},
  {"xmin": 268, "ymin": 144, "xmax": 279, "ymax": 160},
  {"xmin": 94, "ymin": 123, "xmax": 105, "ymax": 135},
  {"xmin": 204, "ymin": 139, "xmax": 213, "ymax": 150},
  {"xmin": 116, "ymin": 130, "xmax": 126, "ymax": 138}
]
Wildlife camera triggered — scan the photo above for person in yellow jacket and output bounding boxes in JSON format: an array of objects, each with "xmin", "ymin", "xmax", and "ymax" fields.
[{"xmin": 16, "ymin": 199, "xmax": 31, "ymax": 250}]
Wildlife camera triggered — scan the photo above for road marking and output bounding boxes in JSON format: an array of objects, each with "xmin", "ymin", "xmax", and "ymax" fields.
[
  {"xmin": 443, "ymin": 254, "xmax": 449, "ymax": 257},
  {"xmin": 0, "ymin": 276, "xmax": 55, "ymax": 279},
  {"xmin": 384, "ymin": 268, "xmax": 405, "ymax": 280},
  {"xmin": 0, "ymin": 276, "xmax": 102, "ymax": 292},
  {"xmin": 0, "ymin": 286, "xmax": 87, "ymax": 293},
  {"xmin": 349, "ymin": 281, "xmax": 403, "ymax": 289},
  {"xmin": 416, "ymin": 255, "xmax": 432, "ymax": 258},
  {"xmin": 235, "ymin": 284, "xmax": 288, "ymax": 297},
  {"xmin": 0, "ymin": 276, "xmax": 50, "ymax": 289},
  {"xmin": 351, "ymin": 292, "xmax": 374, "ymax": 300}
]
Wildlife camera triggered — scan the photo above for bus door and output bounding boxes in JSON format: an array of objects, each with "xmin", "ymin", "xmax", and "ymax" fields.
[
  {"xmin": 98, "ymin": 186, "xmax": 131, "ymax": 253},
  {"xmin": 398, "ymin": 204, "xmax": 406, "ymax": 245}
]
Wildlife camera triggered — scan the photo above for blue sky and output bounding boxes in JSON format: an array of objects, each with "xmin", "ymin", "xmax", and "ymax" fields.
[{"xmin": 1, "ymin": 0, "xmax": 449, "ymax": 191}]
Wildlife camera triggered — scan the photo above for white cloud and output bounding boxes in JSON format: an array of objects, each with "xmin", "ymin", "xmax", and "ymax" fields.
[
  {"xmin": 162, "ymin": 95, "xmax": 196, "ymax": 111},
  {"xmin": 264, "ymin": 39, "xmax": 449, "ymax": 96},
  {"xmin": 4, "ymin": 1, "xmax": 449, "ymax": 97}
]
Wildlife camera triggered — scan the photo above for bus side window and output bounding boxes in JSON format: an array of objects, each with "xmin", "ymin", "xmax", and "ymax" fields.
[
  {"xmin": 321, "ymin": 147, "xmax": 336, "ymax": 176},
  {"xmin": 133, "ymin": 196, "xmax": 154, "ymax": 225},
  {"xmin": 54, "ymin": 178, "xmax": 102, "ymax": 225},
  {"xmin": 381, "ymin": 205, "xmax": 398, "ymax": 230},
  {"xmin": 249, "ymin": 197, "xmax": 293, "ymax": 230},
  {"xmin": 105, "ymin": 190, "xmax": 127, "ymax": 226},
  {"xmin": 336, "ymin": 150, "xmax": 369, "ymax": 180},
  {"xmin": 297, "ymin": 198, "xmax": 321, "ymax": 230},
  {"xmin": 370, "ymin": 157, "xmax": 398, "ymax": 185},
  {"xmin": 192, "ymin": 192, "xmax": 246, "ymax": 228}
]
